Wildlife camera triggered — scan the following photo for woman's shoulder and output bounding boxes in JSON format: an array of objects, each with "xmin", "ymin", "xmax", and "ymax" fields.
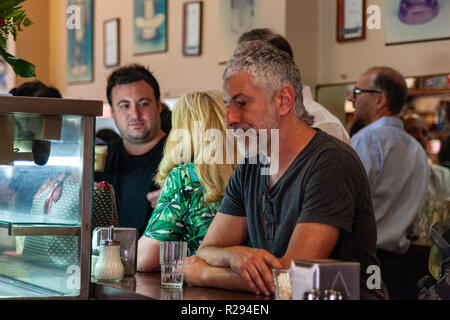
[{"xmin": 167, "ymin": 163, "xmax": 199, "ymax": 184}]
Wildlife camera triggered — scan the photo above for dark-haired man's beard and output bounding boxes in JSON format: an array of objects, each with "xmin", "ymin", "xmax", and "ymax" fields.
[{"xmin": 123, "ymin": 120, "xmax": 155, "ymax": 144}]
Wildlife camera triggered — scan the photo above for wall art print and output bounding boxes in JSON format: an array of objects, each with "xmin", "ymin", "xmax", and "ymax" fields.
[
  {"xmin": 385, "ymin": 0, "xmax": 450, "ymax": 45},
  {"xmin": 133, "ymin": 0, "xmax": 167, "ymax": 55},
  {"xmin": 67, "ymin": 0, "xmax": 94, "ymax": 83},
  {"xmin": 219, "ymin": 0, "xmax": 261, "ymax": 63}
]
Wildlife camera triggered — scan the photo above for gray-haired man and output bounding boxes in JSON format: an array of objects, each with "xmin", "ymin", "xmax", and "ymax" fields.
[{"xmin": 184, "ymin": 40, "xmax": 388, "ymax": 300}]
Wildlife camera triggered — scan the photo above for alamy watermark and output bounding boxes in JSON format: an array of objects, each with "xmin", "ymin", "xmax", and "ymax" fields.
[
  {"xmin": 66, "ymin": 265, "xmax": 81, "ymax": 290},
  {"xmin": 367, "ymin": 5, "xmax": 382, "ymax": 30},
  {"xmin": 66, "ymin": 4, "xmax": 82, "ymax": 30},
  {"xmin": 366, "ymin": 265, "xmax": 382, "ymax": 290},
  {"xmin": 66, "ymin": 4, "xmax": 383, "ymax": 31}
]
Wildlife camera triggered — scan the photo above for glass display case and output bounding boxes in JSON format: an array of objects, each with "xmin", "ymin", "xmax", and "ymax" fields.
[{"xmin": 0, "ymin": 96, "xmax": 102, "ymax": 299}]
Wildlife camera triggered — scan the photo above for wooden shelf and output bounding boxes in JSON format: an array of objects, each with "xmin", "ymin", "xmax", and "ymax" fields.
[
  {"xmin": 408, "ymin": 89, "xmax": 450, "ymax": 97},
  {"xmin": 0, "ymin": 210, "xmax": 80, "ymax": 236}
]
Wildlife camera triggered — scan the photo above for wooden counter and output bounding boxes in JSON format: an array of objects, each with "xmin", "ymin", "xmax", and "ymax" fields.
[{"xmin": 91, "ymin": 272, "xmax": 273, "ymax": 300}]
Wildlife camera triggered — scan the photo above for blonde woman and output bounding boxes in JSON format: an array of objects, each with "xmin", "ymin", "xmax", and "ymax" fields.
[{"xmin": 137, "ymin": 90, "xmax": 238, "ymax": 272}]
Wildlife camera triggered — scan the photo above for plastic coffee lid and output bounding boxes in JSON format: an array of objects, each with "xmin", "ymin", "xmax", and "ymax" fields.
[{"xmin": 101, "ymin": 239, "xmax": 120, "ymax": 246}]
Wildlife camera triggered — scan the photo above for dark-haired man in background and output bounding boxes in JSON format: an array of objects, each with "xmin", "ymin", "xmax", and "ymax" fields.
[
  {"xmin": 350, "ymin": 67, "xmax": 429, "ymax": 299},
  {"xmin": 95, "ymin": 64, "xmax": 166, "ymax": 236}
]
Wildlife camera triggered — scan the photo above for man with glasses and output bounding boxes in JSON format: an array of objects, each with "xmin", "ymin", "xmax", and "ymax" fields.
[
  {"xmin": 183, "ymin": 41, "xmax": 388, "ymax": 300},
  {"xmin": 350, "ymin": 67, "xmax": 429, "ymax": 300}
]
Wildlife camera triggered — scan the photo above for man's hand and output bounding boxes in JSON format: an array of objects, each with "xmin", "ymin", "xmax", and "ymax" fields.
[
  {"xmin": 227, "ymin": 246, "xmax": 282, "ymax": 296},
  {"xmin": 184, "ymin": 255, "xmax": 209, "ymax": 287},
  {"xmin": 146, "ymin": 189, "xmax": 161, "ymax": 208},
  {"xmin": 183, "ymin": 254, "xmax": 271, "ymax": 295}
]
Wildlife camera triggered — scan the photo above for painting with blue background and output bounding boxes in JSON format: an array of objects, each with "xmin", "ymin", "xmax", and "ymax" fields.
[
  {"xmin": 134, "ymin": 0, "xmax": 167, "ymax": 54},
  {"xmin": 67, "ymin": 0, "xmax": 93, "ymax": 83}
]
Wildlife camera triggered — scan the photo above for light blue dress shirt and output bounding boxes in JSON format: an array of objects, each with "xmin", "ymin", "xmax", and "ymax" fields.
[{"xmin": 351, "ymin": 117, "xmax": 429, "ymax": 254}]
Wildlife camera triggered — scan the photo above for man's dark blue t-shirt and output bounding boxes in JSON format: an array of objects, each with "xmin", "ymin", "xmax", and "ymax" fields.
[
  {"xmin": 219, "ymin": 129, "xmax": 388, "ymax": 300},
  {"xmin": 95, "ymin": 136, "xmax": 166, "ymax": 236}
]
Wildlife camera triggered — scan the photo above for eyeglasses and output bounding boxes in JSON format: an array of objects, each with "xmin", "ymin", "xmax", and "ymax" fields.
[
  {"xmin": 352, "ymin": 88, "xmax": 382, "ymax": 99},
  {"xmin": 263, "ymin": 187, "xmax": 276, "ymax": 243}
]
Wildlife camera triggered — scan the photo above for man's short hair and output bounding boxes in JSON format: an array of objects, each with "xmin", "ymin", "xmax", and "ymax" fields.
[
  {"xmin": 106, "ymin": 64, "xmax": 160, "ymax": 106},
  {"xmin": 238, "ymin": 28, "xmax": 273, "ymax": 43},
  {"xmin": 10, "ymin": 80, "xmax": 46, "ymax": 97},
  {"xmin": 223, "ymin": 40, "xmax": 313, "ymax": 125},
  {"xmin": 35, "ymin": 86, "xmax": 62, "ymax": 98},
  {"xmin": 367, "ymin": 66, "xmax": 407, "ymax": 115},
  {"xmin": 10, "ymin": 80, "xmax": 62, "ymax": 98},
  {"xmin": 266, "ymin": 35, "xmax": 294, "ymax": 59},
  {"xmin": 238, "ymin": 28, "xmax": 294, "ymax": 58}
]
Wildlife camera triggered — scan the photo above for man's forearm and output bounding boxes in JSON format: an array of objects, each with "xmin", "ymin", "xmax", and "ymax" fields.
[
  {"xmin": 185, "ymin": 263, "xmax": 254, "ymax": 293},
  {"xmin": 196, "ymin": 245, "xmax": 238, "ymax": 267}
]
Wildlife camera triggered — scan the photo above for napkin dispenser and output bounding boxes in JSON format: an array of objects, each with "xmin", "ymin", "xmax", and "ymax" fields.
[
  {"xmin": 291, "ymin": 260, "xmax": 360, "ymax": 300},
  {"xmin": 92, "ymin": 227, "xmax": 138, "ymax": 276}
]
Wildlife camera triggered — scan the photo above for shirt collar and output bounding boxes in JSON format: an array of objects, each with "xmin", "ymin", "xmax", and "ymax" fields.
[
  {"xmin": 364, "ymin": 116, "xmax": 404, "ymax": 131},
  {"xmin": 302, "ymin": 86, "xmax": 313, "ymax": 104}
]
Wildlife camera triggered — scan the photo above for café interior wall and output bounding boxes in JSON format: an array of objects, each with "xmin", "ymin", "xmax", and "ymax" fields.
[
  {"xmin": 318, "ymin": 0, "xmax": 450, "ymax": 85},
  {"xmin": 13, "ymin": 0, "xmax": 450, "ymax": 103},
  {"xmin": 285, "ymin": 0, "xmax": 320, "ymax": 94},
  {"xmin": 15, "ymin": 0, "xmax": 287, "ymax": 102},
  {"xmin": 15, "ymin": 0, "xmax": 51, "ymax": 87}
]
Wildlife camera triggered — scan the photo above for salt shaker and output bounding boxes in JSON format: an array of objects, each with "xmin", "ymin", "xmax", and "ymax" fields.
[
  {"xmin": 94, "ymin": 226, "xmax": 124, "ymax": 282},
  {"xmin": 303, "ymin": 290, "xmax": 321, "ymax": 300}
]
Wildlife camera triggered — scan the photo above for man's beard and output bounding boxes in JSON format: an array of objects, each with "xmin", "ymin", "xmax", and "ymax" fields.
[
  {"xmin": 124, "ymin": 127, "xmax": 154, "ymax": 144},
  {"xmin": 234, "ymin": 128, "xmax": 259, "ymax": 159},
  {"xmin": 234, "ymin": 104, "xmax": 278, "ymax": 159}
]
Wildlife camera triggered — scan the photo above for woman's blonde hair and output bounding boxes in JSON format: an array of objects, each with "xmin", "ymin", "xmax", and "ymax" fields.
[{"xmin": 155, "ymin": 90, "xmax": 238, "ymax": 204}]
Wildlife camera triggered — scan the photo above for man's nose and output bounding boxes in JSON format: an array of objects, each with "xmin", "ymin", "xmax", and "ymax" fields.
[
  {"xmin": 129, "ymin": 104, "xmax": 142, "ymax": 118},
  {"xmin": 347, "ymin": 93, "xmax": 355, "ymax": 103},
  {"xmin": 225, "ymin": 105, "xmax": 241, "ymax": 128}
]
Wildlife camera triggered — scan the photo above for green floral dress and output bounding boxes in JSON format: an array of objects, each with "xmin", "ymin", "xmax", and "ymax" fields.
[{"xmin": 142, "ymin": 163, "xmax": 220, "ymax": 255}]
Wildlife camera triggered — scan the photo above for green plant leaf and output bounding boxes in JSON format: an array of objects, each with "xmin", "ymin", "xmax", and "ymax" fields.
[
  {"xmin": 0, "ymin": 1, "xmax": 22, "ymax": 13},
  {"xmin": 0, "ymin": 47, "xmax": 35, "ymax": 78}
]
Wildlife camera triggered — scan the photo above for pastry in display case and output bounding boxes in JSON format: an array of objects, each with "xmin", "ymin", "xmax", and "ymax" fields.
[{"xmin": 0, "ymin": 96, "xmax": 102, "ymax": 299}]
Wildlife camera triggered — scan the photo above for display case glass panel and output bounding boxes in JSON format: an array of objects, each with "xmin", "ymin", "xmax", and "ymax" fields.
[{"xmin": 0, "ymin": 96, "xmax": 102, "ymax": 299}]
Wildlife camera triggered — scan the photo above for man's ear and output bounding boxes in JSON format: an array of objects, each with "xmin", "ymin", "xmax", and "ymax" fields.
[
  {"xmin": 375, "ymin": 92, "xmax": 388, "ymax": 113},
  {"xmin": 277, "ymin": 85, "xmax": 295, "ymax": 116},
  {"xmin": 157, "ymin": 100, "xmax": 162, "ymax": 114}
]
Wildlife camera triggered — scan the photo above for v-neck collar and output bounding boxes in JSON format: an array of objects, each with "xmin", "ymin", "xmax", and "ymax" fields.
[{"xmin": 261, "ymin": 129, "xmax": 323, "ymax": 197}]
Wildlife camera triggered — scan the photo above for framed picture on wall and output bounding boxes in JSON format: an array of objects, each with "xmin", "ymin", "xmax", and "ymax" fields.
[
  {"xmin": 133, "ymin": 0, "xmax": 167, "ymax": 55},
  {"xmin": 385, "ymin": 0, "xmax": 450, "ymax": 45},
  {"xmin": 104, "ymin": 18, "xmax": 120, "ymax": 68},
  {"xmin": 67, "ymin": 0, "xmax": 94, "ymax": 83},
  {"xmin": 336, "ymin": 0, "xmax": 366, "ymax": 42},
  {"xmin": 218, "ymin": 0, "xmax": 261, "ymax": 63},
  {"xmin": 183, "ymin": 1, "xmax": 202, "ymax": 56}
]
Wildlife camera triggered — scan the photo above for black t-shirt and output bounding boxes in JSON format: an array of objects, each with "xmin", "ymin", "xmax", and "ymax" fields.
[
  {"xmin": 219, "ymin": 129, "xmax": 388, "ymax": 299},
  {"xmin": 95, "ymin": 136, "xmax": 166, "ymax": 236}
]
